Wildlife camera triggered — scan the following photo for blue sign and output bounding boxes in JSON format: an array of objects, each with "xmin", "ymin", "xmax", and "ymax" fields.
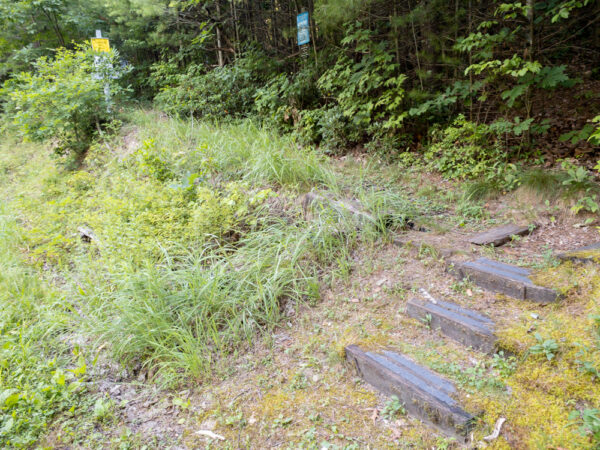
[{"xmin": 297, "ymin": 12, "xmax": 310, "ymax": 46}]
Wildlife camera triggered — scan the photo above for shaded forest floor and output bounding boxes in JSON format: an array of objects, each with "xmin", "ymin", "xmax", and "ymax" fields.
[{"xmin": 1, "ymin": 110, "xmax": 599, "ymax": 449}]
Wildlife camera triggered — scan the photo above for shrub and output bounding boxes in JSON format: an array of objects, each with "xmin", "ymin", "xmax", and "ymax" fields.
[
  {"xmin": 154, "ymin": 50, "xmax": 275, "ymax": 119},
  {"xmin": 255, "ymin": 64, "xmax": 321, "ymax": 133},
  {"xmin": 1, "ymin": 46, "xmax": 127, "ymax": 157},
  {"xmin": 317, "ymin": 24, "xmax": 407, "ymax": 148},
  {"xmin": 424, "ymin": 115, "xmax": 504, "ymax": 180}
]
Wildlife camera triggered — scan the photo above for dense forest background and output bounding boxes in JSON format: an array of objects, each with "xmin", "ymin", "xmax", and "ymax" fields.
[{"xmin": 1, "ymin": 0, "xmax": 599, "ymax": 166}]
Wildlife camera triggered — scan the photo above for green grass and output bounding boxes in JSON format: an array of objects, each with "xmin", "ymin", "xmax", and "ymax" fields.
[
  {"xmin": 0, "ymin": 206, "xmax": 87, "ymax": 447},
  {"xmin": 463, "ymin": 167, "xmax": 600, "ymax": 203},
  {"xmin": 84, "ymin": 219, "xmax": 353, "ymax": 384},
  {"xmin": 0, "ymin": 109, "xmax": 361, "ymax": 395},
  {"xmin": 130, "ymin": 110, "xmax": 338, "ymax": 190}
]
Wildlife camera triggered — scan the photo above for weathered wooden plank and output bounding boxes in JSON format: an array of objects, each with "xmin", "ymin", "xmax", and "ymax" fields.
[
  {"xmin": 302, "ymin": 191, "xmax": 422, "ymax": 231},
  {"xmin": 468, "ymin": 224, "xmax": 531, "ymax": 247},
  {"xmin": 345, "ymin": 345, "xmax": 475, "ymax": 440},
  {"xmin": 302, "ymin": 192, "xmax": 374, "ymax": 227},
  {"xmin": 447, "ymin": 257, "xmax": 561, "ymax": 303},
  {"xmin": 558, "ymin": 242, "xmax": 600, "ymax": 264},
  {"xmin": 406, "ymin": 297, "xmax": 496, "ymax": 353}
]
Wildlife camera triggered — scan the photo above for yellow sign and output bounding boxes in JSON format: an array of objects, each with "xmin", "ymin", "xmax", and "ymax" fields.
[{"xmin": 91, "ymin": 38, "xmax": 110, "ymax": 52}]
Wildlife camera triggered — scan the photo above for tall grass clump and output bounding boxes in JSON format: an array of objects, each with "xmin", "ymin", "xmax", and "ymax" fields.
[
  {"xmin": 84, "ymin": 217, "xmax": 354, "ymax": 384},
  {"xmin": 131, "ymin": 110, "xmax": 338, "ymax": 190}
]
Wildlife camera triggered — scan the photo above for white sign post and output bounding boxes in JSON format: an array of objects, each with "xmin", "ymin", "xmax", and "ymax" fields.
[{"xmin": 91, "ymin": 30, "xmax": 112, "ymax": 113}]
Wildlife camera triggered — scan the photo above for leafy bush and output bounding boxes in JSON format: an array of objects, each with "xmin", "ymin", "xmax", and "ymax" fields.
[
  {"xmin": 314, "ymin": 106, "xmax": 352, "ymax": 153},
  {"xmin": 255, "ymin": 64, "xmax": 321, "ymax": 133},
  {"xmin": 561, "ymin": 160, "xmax": 600, "ymax": 214},
  {"xmin": 154, "ymin": 50, "xmax": 275, "ymax": 119},
  {"xmin": 424, "ymin": 115, "xmax": 504, "ymax": 179},
  {"xmin": 1, "ymin": 46, "xmax": 127, "ymax": 157},
  {"xmin": 317, "ymin": 24, "xmax": 407, "ymax": 149}
]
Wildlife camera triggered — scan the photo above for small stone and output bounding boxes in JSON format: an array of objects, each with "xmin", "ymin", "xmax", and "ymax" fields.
[{"xmin": 312, "ymin": 374, "xmax": 320, "ymax": 383}]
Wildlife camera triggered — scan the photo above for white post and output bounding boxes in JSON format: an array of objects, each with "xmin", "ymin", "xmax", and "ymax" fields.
[{"xmin": 94, "ymin": 30, "xmax": 111, "ymax": 113}]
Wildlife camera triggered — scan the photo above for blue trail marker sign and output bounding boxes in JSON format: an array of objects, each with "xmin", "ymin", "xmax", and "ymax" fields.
[{"xmin": 297, "ymin": 12, "xmax": 310, "ymax": 46}]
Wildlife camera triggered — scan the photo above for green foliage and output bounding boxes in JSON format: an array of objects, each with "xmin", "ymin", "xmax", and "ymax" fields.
[
  {"xmin": 589, "ymin": 116, "xmax": 600, "ymax": 145},
  {"xmin": 1, "ymin": 46, "xmax": 128, "ymax": 157},
  {"xmin": 561, "ymin": 160, "xmax": 600, "ymax": 214},
  {"xmin": 317, "ymin": 24, "xmax": 407, "ymax": 147},
  {"xmin": 569, "ymin": 409, "xmax": 600, "ymax": 443},
  {"xmin": 559, "ymin": 124, "xmax": 596, "ymax": 145},
  {"xmin": 491, "ymin": 351, "xmax": 518, "ymax": 379},
  {"xmin": 454, "ymin": 3, "xmax": 575, "ymax": 144},
  {"xmin": 154, "ymin": 50, "xmax": 275, "ymax": 119},
  {"xmin": 424, "ymin": 115, "xmax": 504, "ymax": 180},
  {"xmin": 255, "ymin": 64, "xmax": 321, "ymax": 134},
  {"xmin": 1, "ymin": 110, "xmax": 346, "ymax": 388},
  {"xmin": 529, "ymin": 333, "xmax": 559, "ymax": 361},
  {"xmin": 381, "ymin": 395, "xmax": 405, "ymax": 420},
  {"xmin": 136, "ymin": 138, "xmax": 176, "ymax": 182},
  {"xmin": 0, "ymin": 0, "xmax": 92, "ymax": 76},
  {"xmin": 0, "ymin": 206, "xmax": 86, "ymax": 447}
]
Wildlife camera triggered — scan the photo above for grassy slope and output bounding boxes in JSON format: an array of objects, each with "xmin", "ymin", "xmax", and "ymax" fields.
[
  {"xmin": 0, "ymin": 110, "xmax": 599, "ymax": 448},
  {"xmin": 0, "ymin": 109, "xmax": 366, "ymax": 446}
]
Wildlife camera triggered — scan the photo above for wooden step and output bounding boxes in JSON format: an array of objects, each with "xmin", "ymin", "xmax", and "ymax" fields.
[
  {"xmin": 468, "ymin": 224, "xmax": 531, "ymax": 247},
  {"xmin": 558, "ymin": 242, "xmax": 600, "ymax": 264},
  {"xmin": 345, "ymin": 345, "xmax": 474, "ymax": 440},
  {"xmin": 406, "ymin": 297, "xmax": 496, "ymax": 353},
  {"xmin": 447, "ymin": 257, "xmax": 561, "ymax": 303}
]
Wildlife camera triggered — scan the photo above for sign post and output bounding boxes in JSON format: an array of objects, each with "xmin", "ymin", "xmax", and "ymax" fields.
[
  {"xmin": 91, "ymin": 30, "xmax": 112, "ymax": 112},
  {"xmin": 297, "ymin": 11, "xmax": 317, "ymax": 66},
  {"xmin": 91, "ymin": 29, "xmax": 111, "ymax": 53},
  {"xmin": 297, "ymin": 12, "xmax": 310, "ymax": 47}
]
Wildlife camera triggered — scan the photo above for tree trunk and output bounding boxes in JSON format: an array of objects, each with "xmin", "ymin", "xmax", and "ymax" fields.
[{"xmin": 216, "ymin": 1, "xmax": 224, "ymax": 67}]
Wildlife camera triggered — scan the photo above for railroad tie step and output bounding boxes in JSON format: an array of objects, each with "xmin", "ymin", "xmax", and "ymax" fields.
[
  {"xmin": 468, "ymin": 224, "xmax": 532, "ymax": 247},
  {"xmin": 406, "ymin": 297, "xmax": 496, "ymax": 354},
  {"xmin": 558, "ymin": 242, "xmax": 600, "ymax": 264},
  {"xmin": 345, "ymin": 345, "xmax": 475, "ymax": 440},
  {"xmin": 447, "ymin": 257, "xmax": 561, "ymax": 303}
]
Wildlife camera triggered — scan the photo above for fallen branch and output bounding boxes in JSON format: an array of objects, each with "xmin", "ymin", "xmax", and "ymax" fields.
[
  {"xmin": 196, "ymin": 430, "xmax": 225, "ymax": 441},
  {"xmin": 483, "ymin": 417, "xmax": 506, "ymax": 442}
]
